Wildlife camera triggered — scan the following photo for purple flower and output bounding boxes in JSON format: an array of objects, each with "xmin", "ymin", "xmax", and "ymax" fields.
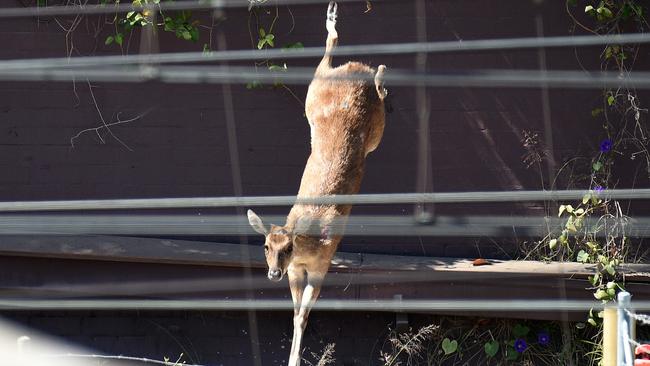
[
  {"xmin": 594, "ymin": 185, "xmax": 605, "ymax": 193},
  {"xmin": 600, "ymin": 139, "xmax": 613, "ymax": 152},
  {"xmin": 537, "ymin": 331, "xmax": 550, "ymax": 346},
  {"xmin": 514, "ymin": 338, "xmax": 528, "ymax": 353}
]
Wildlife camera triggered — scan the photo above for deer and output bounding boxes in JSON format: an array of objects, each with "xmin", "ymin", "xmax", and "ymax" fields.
[{"xmin": 247, "ymin": 2, "xmax": 387, "ymax": 365}]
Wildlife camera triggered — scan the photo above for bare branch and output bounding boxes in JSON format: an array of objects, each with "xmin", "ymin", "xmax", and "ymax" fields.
[
  {"xmin": 70, "ymin": 106, "xmax": 149, "ymax": 149},
  {"xmin": 75, "ymin": 79, "xmax": 138, "ymax": 150}
]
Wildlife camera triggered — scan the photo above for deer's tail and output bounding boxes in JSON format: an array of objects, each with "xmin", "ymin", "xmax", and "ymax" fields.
[{"xmin": 374, "ymin": 65, "xmax": 388, "ymax": 100}]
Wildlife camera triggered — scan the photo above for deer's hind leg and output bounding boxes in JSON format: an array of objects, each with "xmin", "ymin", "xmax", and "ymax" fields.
[{"xmin": 316, "ymin": 2, "xmax": 338, "ymax": 73}]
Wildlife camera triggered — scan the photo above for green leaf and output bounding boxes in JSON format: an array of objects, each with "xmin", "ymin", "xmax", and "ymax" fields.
[
  {"xmin": 605, "ymin": 46, "xmax": 613, "ymax": 59},
  {"xmin": 266, "ymin": 34, "xmax": 275, "ymax": 47},
  {"xmin": 593, "ymin": 161, "xmax": 603, "ymax": 171},
  {"xmin": 591, "ymin": 108, "xmax": 603, "ymax": 117},
  {"xmin": 597, "ymin": 255, "xmax": 607, "ymax": 264},
  {"xmin": 584, "ymin": 5, "xmax": 594, "ymax": 13},
  {"xmin": 575, "ymin": 208, "xmax": 585, "ymax": 216},
  {"xmin": 565, "ymin": 205, "xmax": 574, "ymax": 214},
  {"xmin": 594, "ymin": 289, "xmax": 608, "ymax": 300},
  {"xmin": 257, "ymin": 39, "xmax": 266, "ymax": 50},
  {"xmin": 582, "ymin": 193, "xmax": 591, "ymax": 204},
  {"xmin": 577, "ymin": 250, "xmax": 590, "ymax": 263},
  {"xmin": 589, "ymin": 273, "xmax": 600, "ymax": 286},
  {"xmin": 105, "ymin": 35, "xmax": 114, "ymax": 45},
  {"xmin": 202, "ymin": 43, "xmax": 211, "ymax": 55},
  {"xmin": 259, "ymin": 27, "xmax": 266, "ymax": 37},
  {"xmin": 605, "ymin": 264, "xmax": 616, "ymax": 276},
  {"xmin": 565, "ymin": 216, "xmax": 577, "ymax": 233},
  {"xmin": 246, "ymin": 81, "xmax": 262, "ymax": 89},
  {"xmin": 597, "ymin": 6, "xmax": 613, "ymax": 18},
  {"xmin": 506, "ymin": 345, "xmax": 519, "ymax": 361},
  {"xmin": 190, "ymin": 27, "xmax": 199, "ymax": 42},
  {"xmin": 115, "ymin": 32, "xmax": 124, "ymax": 46},
  {"xmin": 558, "ymin": 205, "xmax": 567, "ymax": 217},
  {"xmin": 268, "ymin": 64, "xmax": 285, "ymax": 72},
  {"xmin": 607, "ymin": 95, "xmax": 615, "ymax": 106},
  {"xmin": 549, "ymin": 238, "xmax": 558, "ymax": 250},
  {"xmin": 484, "ymin": 340, "xmax": 499, "ymax": 358},
  {"xmin": 441, "ymin": 338, "xmax": 458, "ymax": 355},
  {"xmin": 512, "ymin": 324, "xmax": 530, "ymax": 337},
  {"xmin": 607, "ymin": 287, "xmax": 616, "ymax": 297},
  {"xmin": 587, "ymin": 317, "xmax": 597, "ymax": 326},
  {"xmin": 283, "ymin": 42, "xmax": 304, "ymax": 50}
]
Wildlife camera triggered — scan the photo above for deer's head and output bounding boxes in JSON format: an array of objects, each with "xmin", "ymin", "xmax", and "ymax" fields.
[{"xmin": 247, "ymin": 210, "xmax": 312, "ymax": 282}]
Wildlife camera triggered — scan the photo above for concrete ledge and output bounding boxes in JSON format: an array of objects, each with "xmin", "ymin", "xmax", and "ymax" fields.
[{"xmin": 0, "ymin": 235, "xmax": 649, "ymax": 279}]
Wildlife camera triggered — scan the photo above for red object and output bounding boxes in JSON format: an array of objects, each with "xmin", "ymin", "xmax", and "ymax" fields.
[
  {"xmin": 472, "ymin": 258, "xmax": 490, "ymax": 266},
  {"xmin": 635, "ymin": 344, "xmax": 650, "ymax": 365}
]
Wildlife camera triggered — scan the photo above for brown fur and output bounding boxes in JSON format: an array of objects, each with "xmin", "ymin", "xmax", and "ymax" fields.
[{"xmin": 247, "ymin": 3, "xmax": 386, "ymax": 365}]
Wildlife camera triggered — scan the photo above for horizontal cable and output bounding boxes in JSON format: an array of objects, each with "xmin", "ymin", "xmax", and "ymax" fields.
[
  {"xmin": 2, "ymin": 33, "xmax": 650, "ymax": 71},
  {"xmin": 4, "ymin": 271, "xmax": 605, "ymax": 299},
  {"xmin": 0, "ymin": 272, "xmax": 599, "ymax": 298},
  {"xmin": 0, "ymin": 0, "xmax": 359, "ymax": 18},
  {"xmin": 2, "ymin": 65, "xmax": 650, "ymax": 89},
  {"xmin": 0, "ymin": 298, "xmax": 637, "ymax": 311},
  {"xmin": 0, "ymin": 189, "xmax": 647, "ymax": 212},
  {"xmin": 0, "ymin": 214, "xmax": 642, "ymax": 237}
]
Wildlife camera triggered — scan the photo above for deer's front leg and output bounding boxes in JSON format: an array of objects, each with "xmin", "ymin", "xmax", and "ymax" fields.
[
  {"xmin": 287, "ymin": 272, "xmax": 325, "ymax": 366},
  {"xmin": 288, "ymin": 267, "xmax": 306, "ymax": 366}
]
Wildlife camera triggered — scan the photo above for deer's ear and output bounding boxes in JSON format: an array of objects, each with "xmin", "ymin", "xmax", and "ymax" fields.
[
  {"xmin": 294, "ymin": 215, "xmax": 314, "ymax": 235},
  {"xmin": 247, "ymin": 209, "xmax": 268, "ymax": 235}
]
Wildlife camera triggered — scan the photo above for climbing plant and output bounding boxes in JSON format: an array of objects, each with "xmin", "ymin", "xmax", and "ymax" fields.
[
  {"xmin": 526, "ymin": 1, "xmax": 650, "ymax": 363},
  {"xmin": 561, "ymin": 0, "xmax": 647, "ymax": 300}
]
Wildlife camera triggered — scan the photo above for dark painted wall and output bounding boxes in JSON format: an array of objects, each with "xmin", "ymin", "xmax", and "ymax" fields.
[
  {"xmin": 1, "ymin": 2, "xmax": 648, "ymax": 364},
  {"xmin": 0, "ymin": 0, "xmax": 648, "ymax": 257}
]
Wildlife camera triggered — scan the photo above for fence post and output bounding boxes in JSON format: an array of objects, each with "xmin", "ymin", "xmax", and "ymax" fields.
[
  {"xmin": 618, "ymin": 291, "xmax": 633, "ymax": 366},
  {"xmin": 604, "ymin": 303, "xmax": 618, "ymax": 366}
]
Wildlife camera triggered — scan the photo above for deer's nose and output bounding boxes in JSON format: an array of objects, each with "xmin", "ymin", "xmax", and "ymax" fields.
[{"xmin": 268, "ymin": 269, "xmax": 282, "ymax": 281}]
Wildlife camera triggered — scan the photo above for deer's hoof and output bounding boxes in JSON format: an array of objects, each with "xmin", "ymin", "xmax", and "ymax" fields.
[{"xmin": 327, "ymin": 2, "xmax": 338, "ymax": 23}]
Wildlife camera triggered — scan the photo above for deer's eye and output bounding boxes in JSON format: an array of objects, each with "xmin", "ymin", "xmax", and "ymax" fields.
[{"xmin": 286, "ymin": 244, "xmax": 293, "ymax": 254}]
